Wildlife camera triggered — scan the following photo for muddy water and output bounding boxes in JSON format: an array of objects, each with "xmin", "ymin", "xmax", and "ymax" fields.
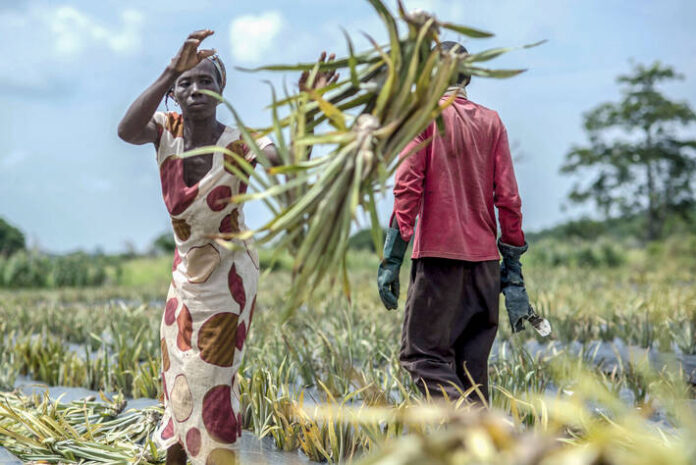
[
  {"xmin": 491, "ymin": 338, "xmax": 696, "ymax": 384},
  {"xmin": 0, "ymin": 447, "xmax": 21, "ymax": 465}
]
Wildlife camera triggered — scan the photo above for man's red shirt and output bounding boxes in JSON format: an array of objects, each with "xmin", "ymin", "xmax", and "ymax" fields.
[{"xmin": 393, "ymin": 96, "xmax": 525, "ymax": 261}]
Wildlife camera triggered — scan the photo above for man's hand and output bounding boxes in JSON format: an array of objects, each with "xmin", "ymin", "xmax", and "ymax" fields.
[
  {"xmin": 378, "ymin": 260, "xmax": 400, "ymax": 310},
  {"xmin": 299, "ymin": 52, "xmax": 340, "ymax": 92},
  {"xmin": 498, "ymin": 240, "xmax": 532, "ymax": 332},
  {"xmin": 170, "ymin": 30, "xmax": 217, "ymax": 73},
  {"xmin": 377, "ymin": 227, "xmax": 409, "ymax": 310}
]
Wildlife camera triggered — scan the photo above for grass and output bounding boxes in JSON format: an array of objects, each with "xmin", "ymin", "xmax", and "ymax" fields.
[
  {"xmin": 0, "ymin": 236, "xmax": 695, "ymax": 463},
  {"xmin": 118, "ymin": 256, "xmax": 172, "ymax": 289}
]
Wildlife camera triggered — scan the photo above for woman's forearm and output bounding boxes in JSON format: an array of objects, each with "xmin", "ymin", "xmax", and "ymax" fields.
[{"xmin": 117, "ymin": 66, "xmax": 181, "ymax": 144}]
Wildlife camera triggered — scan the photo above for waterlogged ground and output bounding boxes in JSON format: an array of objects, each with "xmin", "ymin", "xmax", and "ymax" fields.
[{"xmin": 1, "ymin": 241, "xmax": 696, "ymax": 463}]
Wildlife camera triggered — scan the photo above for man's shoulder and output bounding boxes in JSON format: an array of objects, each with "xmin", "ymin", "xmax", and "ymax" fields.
[
  {"xmin": 443, "ymin": 96, "xmax": 500, "ymax": 119},
  {"xmin": 465, "ymin": 99, "xmax": 501, "ymax": 121}
]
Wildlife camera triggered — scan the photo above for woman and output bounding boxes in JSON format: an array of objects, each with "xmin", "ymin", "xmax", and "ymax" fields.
[{"xmin": 118, "ymin": 30, "xmax": 336, "ymax": 465}]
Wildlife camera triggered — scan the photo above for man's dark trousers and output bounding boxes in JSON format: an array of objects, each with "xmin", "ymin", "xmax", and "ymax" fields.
[{"xmin": 399, "ymin": 257, "xmax": 500, "ymax": 401}]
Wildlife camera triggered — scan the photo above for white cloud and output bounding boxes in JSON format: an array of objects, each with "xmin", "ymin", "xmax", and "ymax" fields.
[
  {"xmin": 45, "ymin": 6, "xmax": 144, "ymax": 57},
  {"xmin": 0, "ymin": 5, "xmax": 144, "ymax": 93},
  {"xmin": 229, "ymin": 11, "xmax": 283, "ymax": 63}
]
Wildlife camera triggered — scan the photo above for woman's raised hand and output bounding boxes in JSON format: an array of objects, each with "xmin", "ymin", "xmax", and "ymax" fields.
[
  {"xmin": 170, "ymin": 30, "xmax": 217, "ymax": 73},
  {"xmin": 299, "ymin": 52, "xmax": 340, "ymax": 91}
]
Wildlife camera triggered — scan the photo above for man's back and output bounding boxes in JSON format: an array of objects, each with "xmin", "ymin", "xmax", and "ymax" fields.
[{"xmin": 393, "ymin": 95, "xmax": 525, "ymax": 261}]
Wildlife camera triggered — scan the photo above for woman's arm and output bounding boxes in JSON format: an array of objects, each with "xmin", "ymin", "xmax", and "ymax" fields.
[
  {"xmin": 117, "ymin": 29, "xmax": 216, "ymax": 146},
  {"xmin": 117, "ymin": 67, "xmax": 179, "ymax": 145}
]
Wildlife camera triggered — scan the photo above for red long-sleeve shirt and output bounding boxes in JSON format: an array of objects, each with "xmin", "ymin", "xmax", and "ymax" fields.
[{"xmin": 392, "ymin": 96, "xmax": 525, "ymax": 261}]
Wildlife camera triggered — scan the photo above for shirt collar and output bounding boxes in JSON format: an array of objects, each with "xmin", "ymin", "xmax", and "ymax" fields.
[{"xmin": 444, "ymin": 86, "xmax": 468, "ymax": 100}]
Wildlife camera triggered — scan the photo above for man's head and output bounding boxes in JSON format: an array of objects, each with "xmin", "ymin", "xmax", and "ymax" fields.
[
  {"xmin": 439, "ymin": 41, "xmax": 471, "ymax": 87},
  {"xmin": 168, "ymin": 55, "xmax": 227, "ymax": 118}
]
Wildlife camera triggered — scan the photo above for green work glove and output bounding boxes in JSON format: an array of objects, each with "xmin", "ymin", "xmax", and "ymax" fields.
[
  {"xmin": 498, "ymin": 239, "xmax": 532, "ymax": 333},
  {"xmin": 377, "ymin": 227, "xmax": 409, "ymax": 310}
]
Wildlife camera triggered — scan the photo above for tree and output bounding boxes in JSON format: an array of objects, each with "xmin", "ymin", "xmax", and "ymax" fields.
[
  {"xmin": 561, "ymin": 62, "xmax": 696, "ymax": 241},
  {"xmin": 0, "ymin": 217, "xmax": 25, "ymax": 256},
  {"xmin": 153, "ymin": 232, "xmax": 176, "ymax": 254}
]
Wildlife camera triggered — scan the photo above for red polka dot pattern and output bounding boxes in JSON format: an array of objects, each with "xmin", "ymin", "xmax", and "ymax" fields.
[
  {"xmin": 228, "ymin": 264, "xmax": 246, "ymax": 311},
  {"xmin": 164, "ymin": 112, "xmax": 184, "ymax": 138},
  {"xmin": 160, "ymin": 156, "xmax": 198, "ymax": 216},
  {"xmin": 162, "ymin": 372, "xmax": 169, "ymax": 401},
  {"xmin": 186, "ymin": 428, "xmax": 202, "ymax": 457},
  {"xmin": 156, "ymin": 121, "xmax": 260, "ymax": 457},
  {"xmin": 219, "ymin": 210, "xmax": 240, "ymax": 235},
  {"xmin": 197, "ymin": 313, "xmax": 238, "ymax": 367},
  {"xmin": 161, "ymin": 418, "xmax": 174, "ymax": 440},
  {"xmin": 161, "ymin": 338, "xmax": 170, "ymax": 372},
  {"xmin": 164, "ymin": 298, "xmax": 178, "ymax": 326},
  {"xmin": 171, "ymin": 374, "xmax": 193, "ymax": 422},
  {"xmin": 249, "ymin": 295, "xmax": 257, "ymax": 323},
  {"xmin": 177, "ymin": 305, "xmax": 193, "ymax": 351},
  {"xmin": 238, "ymin": 169, "xmax": 256, "ymax": 194},
  {"xmin": 206, "ymin": 448, "xmax": 239, "ymax": 465},
  {"xmin": 223, "ymin": 139, "xmax": 257, "ymax": 195},
  {"xmin": 202, "ymin": 385, "xmax": 239, "ymax": 443},
  {"xmin": 172, "ymin": 217, "xmax": 192, "ymax": 241},
  {"xmin": 172, "ymin": 249, "xmax": 182, "ymax": 272},
  {"xmin": 235, "ymin": 321, "xmax": 246, "ymax": 351},
  {"xmin": 223, "ymin": 140, "xmax": 249, "ymax": 174},
  {"xmin": 206, "ymin": 185, "xmax": 232, "ymax": 212}
]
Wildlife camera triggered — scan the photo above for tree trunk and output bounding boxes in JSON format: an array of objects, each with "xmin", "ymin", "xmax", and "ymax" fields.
[
  {"xmin": 646, "ymin": 160, "xmax": 658, "ymax": 241},
  {"xmin": 645, "ymin": 127, "xmax": 659, "ymax": 241}
]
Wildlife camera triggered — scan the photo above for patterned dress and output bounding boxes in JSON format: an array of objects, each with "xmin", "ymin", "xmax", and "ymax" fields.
[{"xmin": 151, "ymin": 111, "xmax": 271, "ymax": 464}]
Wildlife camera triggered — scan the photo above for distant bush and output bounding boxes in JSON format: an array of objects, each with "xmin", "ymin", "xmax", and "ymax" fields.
[
  {"xmin": 1, "ymin": 251, "xmax": 50, "ymax": 288},
  {"xmin": 348, "ymin": 228, "xmax": 387, "ymax": 252},
  {"xmin": 153, "ymin": 232, "xmax": 176, "ymax": 254},
  {"xmin": 50, "ymin": 252, "xmax": 109, "ymax": 287},
  {"xmin": 0, "ymin": 251, "xmax": 114, "ymax": 288},
  {"xmin": 526, "ymin": 239, "xmax": 626, "ymax": 269},
  {"xmin": 257, "ymin": 248, "xmax": 293, "ymax": 271},
  {"xmin": 0, "ymin": 217, "xmax": 25, "ymax": 257},
  {"xmin": 527, "ymin": 212, "xmax": 695, "ymax": 244}
]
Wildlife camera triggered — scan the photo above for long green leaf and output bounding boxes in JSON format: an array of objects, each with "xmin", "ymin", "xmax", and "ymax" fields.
[{"xmin": 439, "ymin": 22, "xmax": 493, "ymax": 38}]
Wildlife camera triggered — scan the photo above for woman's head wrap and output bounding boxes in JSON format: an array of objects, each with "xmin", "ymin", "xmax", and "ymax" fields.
[{"xmin": 206, "ymin": 54, "xmax": 227, "ymax": 92}]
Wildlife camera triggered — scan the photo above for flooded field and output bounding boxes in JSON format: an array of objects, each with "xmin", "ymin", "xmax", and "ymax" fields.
[{"xmin": 1, "ymin": 241, "xmax": 696, "ymax": 463}]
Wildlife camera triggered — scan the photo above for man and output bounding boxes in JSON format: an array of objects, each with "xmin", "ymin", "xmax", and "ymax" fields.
[{"xmin": 377, "ymin": 42, "xmax": 530, "ymax": 402}]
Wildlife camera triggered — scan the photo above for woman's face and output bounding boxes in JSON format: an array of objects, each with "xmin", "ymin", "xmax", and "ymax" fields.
[{"xmin": 173, "ymin": 60, "xmax": 222, "ymax": 119}]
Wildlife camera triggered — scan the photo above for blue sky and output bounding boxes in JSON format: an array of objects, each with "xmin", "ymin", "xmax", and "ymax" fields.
[{"xmin": 1, "ymin": 0, "xmax": 694, "ymax": 253}]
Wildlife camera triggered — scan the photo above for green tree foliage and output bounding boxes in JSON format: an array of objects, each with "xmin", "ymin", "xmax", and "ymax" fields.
[
  {"xmin": 348, "ymin": 228, "xmax": 388, "ymax": 251},
  {"xmin": 561, "ymin": 62, "xmax": 696, "ymax": 240},
  {"xmin": 0, "ymin": 217, "xmax": 25, "ymax": 256},
  {"xmin": 152, "ymin": 232, "xmax": 176, "ymax": 254}
]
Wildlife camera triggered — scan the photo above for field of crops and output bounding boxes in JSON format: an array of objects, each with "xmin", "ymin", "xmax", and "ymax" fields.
[{"xmin": 1, "ymin": 236, "xmax": 696, "ymax": 464}]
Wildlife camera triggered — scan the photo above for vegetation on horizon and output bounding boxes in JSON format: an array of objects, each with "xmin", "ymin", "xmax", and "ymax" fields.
[{"xmin": 561, "ymin": 61, "xmax": 696, "ymax": 241}]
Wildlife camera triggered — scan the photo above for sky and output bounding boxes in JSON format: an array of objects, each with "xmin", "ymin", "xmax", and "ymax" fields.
[{"xmin": 1, "ymin": 0, "xmax": 695, "ymax": 253}]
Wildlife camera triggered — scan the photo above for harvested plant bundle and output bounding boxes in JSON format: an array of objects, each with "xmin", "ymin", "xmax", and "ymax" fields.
[
  {"xmin": 192, "ymin": 0, "xmax": 542, "ymax": 316},
  {"xmin": 0, "ymin": 391, "xmax": 163, "ymax": 464}
]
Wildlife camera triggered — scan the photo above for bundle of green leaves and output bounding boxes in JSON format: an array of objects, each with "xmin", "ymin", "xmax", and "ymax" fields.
[{"xmin": 189, "ymin": 0, "xmax": 541, "ymax": 316}]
